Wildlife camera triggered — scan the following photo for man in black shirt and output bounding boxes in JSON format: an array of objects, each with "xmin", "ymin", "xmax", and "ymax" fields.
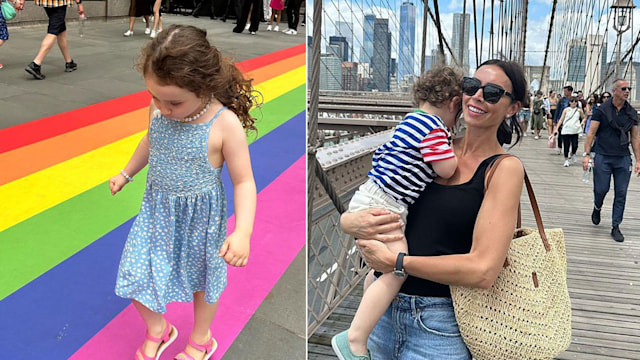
[{"xmin": 583, "ymin": 79, "xmax": 640, "ymax": 242}]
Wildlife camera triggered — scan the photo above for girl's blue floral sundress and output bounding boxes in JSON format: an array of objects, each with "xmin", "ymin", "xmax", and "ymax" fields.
[{"xmin": 115, "ymin": 107, "xmax": 228, "ymax": 313}]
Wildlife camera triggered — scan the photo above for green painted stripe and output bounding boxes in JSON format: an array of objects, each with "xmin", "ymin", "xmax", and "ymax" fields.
[{"xmin": 0, "ymin": 85, "xmax": 305, "ymax": 300}]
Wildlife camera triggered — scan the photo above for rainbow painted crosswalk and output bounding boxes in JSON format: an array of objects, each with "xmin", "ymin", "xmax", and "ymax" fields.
[{"xmin": 0, "ymin": 44, "xmax": 306, "ymax": 359}]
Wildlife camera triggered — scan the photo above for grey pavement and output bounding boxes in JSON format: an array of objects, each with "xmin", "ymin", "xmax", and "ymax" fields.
[
  {"xmin": 0, "ymin": 14, "xmax": 304, "ymax": 128},
  {"xmin": 0, "ymin": 14, "xmax": 306, "ymax": 360}
]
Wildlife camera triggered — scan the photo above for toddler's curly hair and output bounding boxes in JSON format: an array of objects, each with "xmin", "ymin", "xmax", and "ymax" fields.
[{"xmin": 412, "ymin": 66, "xmax": 463, "ymax": 108}]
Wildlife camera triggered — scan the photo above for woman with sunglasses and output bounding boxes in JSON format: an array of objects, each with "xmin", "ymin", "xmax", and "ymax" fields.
[
  {"xmin": 584, "ymin": 93, "xmax": 600, "ymax": 136},
  {"xmin": 554, "ymin": 97, "xmax": 585, "ymax": 167},
  {"xmin": 339, "ymin": 59, "xmax": 525, "ymax": 360}
]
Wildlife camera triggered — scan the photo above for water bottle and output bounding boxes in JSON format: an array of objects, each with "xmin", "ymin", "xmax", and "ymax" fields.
[
  {"xmin": 79, "ymin": 14, "xmax": 86, "ymax": 37},
  {"xmin": 582, "ymin": 160, "xmax": 593, "ymax": 183}
]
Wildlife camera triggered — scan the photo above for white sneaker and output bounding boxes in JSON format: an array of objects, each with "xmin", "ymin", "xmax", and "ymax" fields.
[
  {"xmin": 571, "ymin": 155, "xmax": 577, "ymax": 163},
  {"xmin": 123, "ymin": 30, "xmax": 134, "ymax": 37},
  {"xmin": 144, "ymin": 28, "xmax": 151, "ymax": 35},
  {"xmin": 284, "ymin": 29, "xmax": 297, "ymax": 35},
  {"xmin": 534, "ymin": 135, "xmax": 539, "ymax": 140},
  {"xmin": 245, "ymin": 24, "xmax": 250, "ymax": 30},
  {"xmin": 563, "ymin": 160, "xmax": 570, "ymax": 167},
  {"xmin": 250, "ymin": 31, "xmax": 256, "ymax": 35},
  {"xmin": 266, "ymin": 24, "xmax": 272, "ymax": 31},
  {"xmin": 273, "ymin": 25, "xmax": 279, "ymax": 31},
  {"xmin": 150, "ymin": 30, "xmax": 157, "ymax": 38}
]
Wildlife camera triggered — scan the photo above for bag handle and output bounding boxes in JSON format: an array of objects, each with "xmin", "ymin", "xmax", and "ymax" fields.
[{"xmin": 485, "ymin": 154, "xmax": 551, "ymax": 252}]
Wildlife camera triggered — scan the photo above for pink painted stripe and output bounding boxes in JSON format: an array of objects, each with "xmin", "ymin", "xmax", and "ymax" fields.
[{"xmin": 68, "ymin": 157, "xmax": 305, "ymax": 360}]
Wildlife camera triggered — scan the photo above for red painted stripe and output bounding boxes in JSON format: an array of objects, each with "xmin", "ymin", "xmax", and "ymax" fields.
[{"xmin": 0, "ymin": 44, "xmax": 305, "ymax": 154}]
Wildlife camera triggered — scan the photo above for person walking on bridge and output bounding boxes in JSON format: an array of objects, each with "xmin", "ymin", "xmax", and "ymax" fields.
[
  {"xmin": 553, "ymin": 85, "xmax": 572, "ymax": 154},
  {"xmin": 583, "ymin": 79, "xmax": 640, "ymax": 242}
]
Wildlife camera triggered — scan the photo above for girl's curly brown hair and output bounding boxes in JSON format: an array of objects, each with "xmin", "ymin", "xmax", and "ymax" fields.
[
  {"xmin": 412, "ymin": 66, "xmax": 463, "ymax": 108},
  {"xmin": 137, "ymin": 24, "xmax": 260, "ymax": 134}
]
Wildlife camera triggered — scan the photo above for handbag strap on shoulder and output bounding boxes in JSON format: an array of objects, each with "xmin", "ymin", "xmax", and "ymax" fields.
[{"xmin": 485, "ymin": 154, "xmax": 551, "ymax": 252}]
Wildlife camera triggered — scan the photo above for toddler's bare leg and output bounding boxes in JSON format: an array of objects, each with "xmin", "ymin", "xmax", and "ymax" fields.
[{"xmin": 348, "ymin": 228, "xmax": 407, "ymax": 355}]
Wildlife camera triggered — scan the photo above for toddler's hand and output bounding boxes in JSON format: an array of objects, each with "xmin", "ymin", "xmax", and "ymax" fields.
[
  {"xmin": 109, "ymin": 174, "xmax": 128, "ymax": 195},
  {"xmin": 219, "ymin": 231, "xmax": 250, "ymax": 267}
]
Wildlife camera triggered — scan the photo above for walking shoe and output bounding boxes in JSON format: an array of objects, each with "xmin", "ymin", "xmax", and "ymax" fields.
[
  {"xmin": 591, "ymin": 207, "xmax": 601, "ymax": 225},
  {"xmin": 284, "ymin": 28, "xmax": 297, "ymax": 35},
  {"xmin": 331, "ymin": 330, "xmax": 371, "ymax": 360},
  {"xmin": 571, "ymin": 155, "xmax": 577, "ymax": 163},
  {"xmin": 273, "ymin": 25, "xmax": 279, "ymax": 31},
  {"xmin": 65, "ymin": 60, "xmax": 78, "ymax": 72},
  {"xmin": 150, "ymin": 30, "xmax": 157, "ymax": 38},
  {"xmin": 123, "ymin": 30, "xmax": 134, "ymax": 36},
  {"xmin": 611, "ymin": 226, "xmax": 624, "ymax": 242},
  {"xmin": 266, "ymin": 24, "xmax": 272, "ymax": 31},
  {"xmin": 534, "ymin": 135, "xmax": 539, "ymax": 140},
  {"xmin": 25, "ymin": 62, "xmax": 45, "ymax": 80},
  {"xmin": 563, "ymin": 160, "xmax": 570, "ymax": 167},
  {"xmin": 249, "ymin": 31, "xmax": 256, "ymax": 35},
  {"xmin": 144, "ymin": 27, "xmax": 151, "ymax": 35},
  {"xmin": 245, "ymin": 23, "xmax": 250, "ymax": 30}
]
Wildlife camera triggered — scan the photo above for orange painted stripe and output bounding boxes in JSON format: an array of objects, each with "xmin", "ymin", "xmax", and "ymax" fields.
[{"xmin": 0, "ymin": 110, "xmax": 148, "ymax": 186}]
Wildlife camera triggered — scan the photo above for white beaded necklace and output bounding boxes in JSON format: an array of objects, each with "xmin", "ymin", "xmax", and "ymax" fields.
[{"xmin": 180, "ymin": 99, "xmax": 212, "ymax": 123}]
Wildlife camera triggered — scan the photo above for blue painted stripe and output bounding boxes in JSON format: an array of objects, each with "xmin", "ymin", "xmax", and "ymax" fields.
[{"xmin": 0, "ymin": 111, "xmax": 305, "ymax": 359}]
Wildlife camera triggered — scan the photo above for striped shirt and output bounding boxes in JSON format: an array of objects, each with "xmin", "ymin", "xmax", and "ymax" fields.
[
  {"xmin": 368, "ymin": 110, "xmax": 454, "ymax": 206},
  {"xmin": 35, "ymin": 0, "xmax": 74, "ymax": 8}
]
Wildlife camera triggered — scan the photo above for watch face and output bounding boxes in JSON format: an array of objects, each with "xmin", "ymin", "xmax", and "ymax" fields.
[{"xmin": 393, "ymin": 270, "xmax": 406, "ymax": 278}]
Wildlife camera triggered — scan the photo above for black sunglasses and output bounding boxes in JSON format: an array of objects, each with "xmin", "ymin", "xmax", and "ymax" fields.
[
  {"xmin": 462, "ymin": 77, "xmax": 516, "ymax": 104},
  {"xmin": 621, "ymin": 87, "xmax": 632, "ymax": 91}
]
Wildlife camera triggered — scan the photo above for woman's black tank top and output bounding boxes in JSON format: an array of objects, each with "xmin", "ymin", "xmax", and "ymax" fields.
[{"xmin": 399, "ymin": 154, "xmax": 502, "ymax": 297}]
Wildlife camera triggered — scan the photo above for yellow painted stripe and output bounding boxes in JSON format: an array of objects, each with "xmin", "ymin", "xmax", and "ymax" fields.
[
  {"xmin": 254, "ymin": 66, "xmax": 305, "ymax": 104},
  {"xmin": 0, "ymin": 132, "xmax": 144, "ymax": 232},
  {"xmin": 0, "ymin": 65, "xmax": 305, "ymax": 233}
]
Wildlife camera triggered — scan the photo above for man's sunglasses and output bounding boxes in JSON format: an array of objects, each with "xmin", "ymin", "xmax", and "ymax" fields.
[
  {"xmin": 621, "ymin": 87, "xmax": 632, "ymax": 91},
  {"xmin": 462, "ymin": 77, "xmax": 516, "ymax": 104}
]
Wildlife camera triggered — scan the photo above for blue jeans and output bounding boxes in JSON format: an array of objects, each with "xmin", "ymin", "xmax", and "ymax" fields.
[
  {"xmin": 593, "ymin": 154, "xmax": 632, "ymax": 227},
  {"xmin": 368, "ymin": 293, "xmax": 471, "ymax": 360}
]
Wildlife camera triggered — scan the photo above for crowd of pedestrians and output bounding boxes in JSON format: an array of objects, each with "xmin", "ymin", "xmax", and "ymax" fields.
[{"xmin": 519, "ymin": 82, "xmax": 639, "ymax": 243}]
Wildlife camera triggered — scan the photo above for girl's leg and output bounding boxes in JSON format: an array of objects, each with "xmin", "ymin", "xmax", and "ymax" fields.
[
  {"xmin": 275, "ymin": 9, "xmax": 280, "ymax": 25},
  {"xmin": 347, "ymin": 233, "xmax": 407, "ymax": 356},
  {"xmin": 176, "ymin": 292, "xmax": 218, "ymax": 360},
  {"xmin": 268, "ymin": 10, "xmax": 274, "ymax": 25},
  {"xmin": 571, "ymin": 134, "xmax": 579, "ymax": 156},
  {"xmin": 152, "ymin": 0, "xmax": 161, "ymax": 31},
  {"xmin": 128, "ymin": 17, "xmax": 135, "ymax": 31},
  {"xmin": 132, "ymin": 299, "xmax": 167, "ymax": 359}
]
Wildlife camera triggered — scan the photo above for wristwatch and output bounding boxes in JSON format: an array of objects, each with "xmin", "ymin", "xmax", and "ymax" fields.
[{"xmin": 393, "ymin": 252, "xmax": 407, "ymax": 278}]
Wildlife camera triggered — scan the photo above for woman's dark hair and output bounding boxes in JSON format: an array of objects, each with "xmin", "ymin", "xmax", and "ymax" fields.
[
  {"xmin": 137, "ymin": 25, "xmax": 260, "ymax": 134},
  {"xmin": 477, "ymin": 59, "xmax": 527, "ymax": 148},
  {"xmin": 588, "ymin": 93, "xmax": 599, "ymax": 104},
  {"xmin": 600, "ymin": 91, "xmax": 612, "ymax": 103}
]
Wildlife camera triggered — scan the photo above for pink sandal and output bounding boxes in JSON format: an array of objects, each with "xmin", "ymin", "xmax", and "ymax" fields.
[
  {"xmin": 174, "ymin": 335, "xmax": 218, "ymax": 360},
  {"xmin": 135, "ymin": 318, "xmax": 178, "ymax": 360}
]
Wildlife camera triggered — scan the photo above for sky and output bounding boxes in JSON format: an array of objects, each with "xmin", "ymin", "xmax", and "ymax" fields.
[{"xmin": 309, "ymin": 0, "xmax": 640, "ymax": 79}]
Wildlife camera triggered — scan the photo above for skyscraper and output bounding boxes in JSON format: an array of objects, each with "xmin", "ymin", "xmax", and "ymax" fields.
[
  {"xmin": 336, "ymin": 21, "xmax": 354, "ymax": 61},
  {"xmin": 585, "ymin": 35, "xmax": 605, "ymax": 96},
  {"xmin": 320, "ymin": 53, "xmax": 343, "ymax": 90},
  {"xmin": 566, "ymin": 38, "xmax": 586, "ymax": 87},
  {"xmin": 361, "ymin": 14, "xmax": 375, "ymax": 66},
  {"xmin": 399, "ymin": 1, "xmax": 416, "ymax": 81},
  {"xmin": 372, "ymin": 18, "xmax": 391, "ymax": 91},
  {"xmin": 452, "ymin": 13, "xmax": 470, "ymax": 74},
  {"xmin": 329, "ymin": 36, "xmax": 350, "ymax": 62}
]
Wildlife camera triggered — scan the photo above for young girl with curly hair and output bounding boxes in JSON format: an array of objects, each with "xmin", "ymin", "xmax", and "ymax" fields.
[{"xmin": 109, "ymin": 24, "xmax": 259, "ymax": 360}]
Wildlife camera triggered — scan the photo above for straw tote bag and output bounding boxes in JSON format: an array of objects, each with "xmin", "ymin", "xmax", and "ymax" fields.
[{"xmin": 450, "ymin": 155, "xmax": 572, "ymax": 360}]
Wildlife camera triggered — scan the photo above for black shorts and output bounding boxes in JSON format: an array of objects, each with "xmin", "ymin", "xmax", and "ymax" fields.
[{"xmin": 44, "ymin": 6, "xmax": 67, "ymax": 35}]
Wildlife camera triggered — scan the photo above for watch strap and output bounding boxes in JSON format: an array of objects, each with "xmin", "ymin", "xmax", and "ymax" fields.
[{"xmin": 395, "ymin": 252, "xmax": 407, "ymax": 273}]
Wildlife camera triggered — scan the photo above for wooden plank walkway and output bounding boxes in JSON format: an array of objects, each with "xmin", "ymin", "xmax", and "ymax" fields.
[{"xmin": 308, "ymin": 133, "xmax": 640, "ymax": 360}]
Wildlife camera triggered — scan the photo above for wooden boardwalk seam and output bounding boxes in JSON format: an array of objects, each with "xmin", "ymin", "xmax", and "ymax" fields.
[{"xmin": 308, "ymin": 133, "xmax": 640, "ymax": 360}]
